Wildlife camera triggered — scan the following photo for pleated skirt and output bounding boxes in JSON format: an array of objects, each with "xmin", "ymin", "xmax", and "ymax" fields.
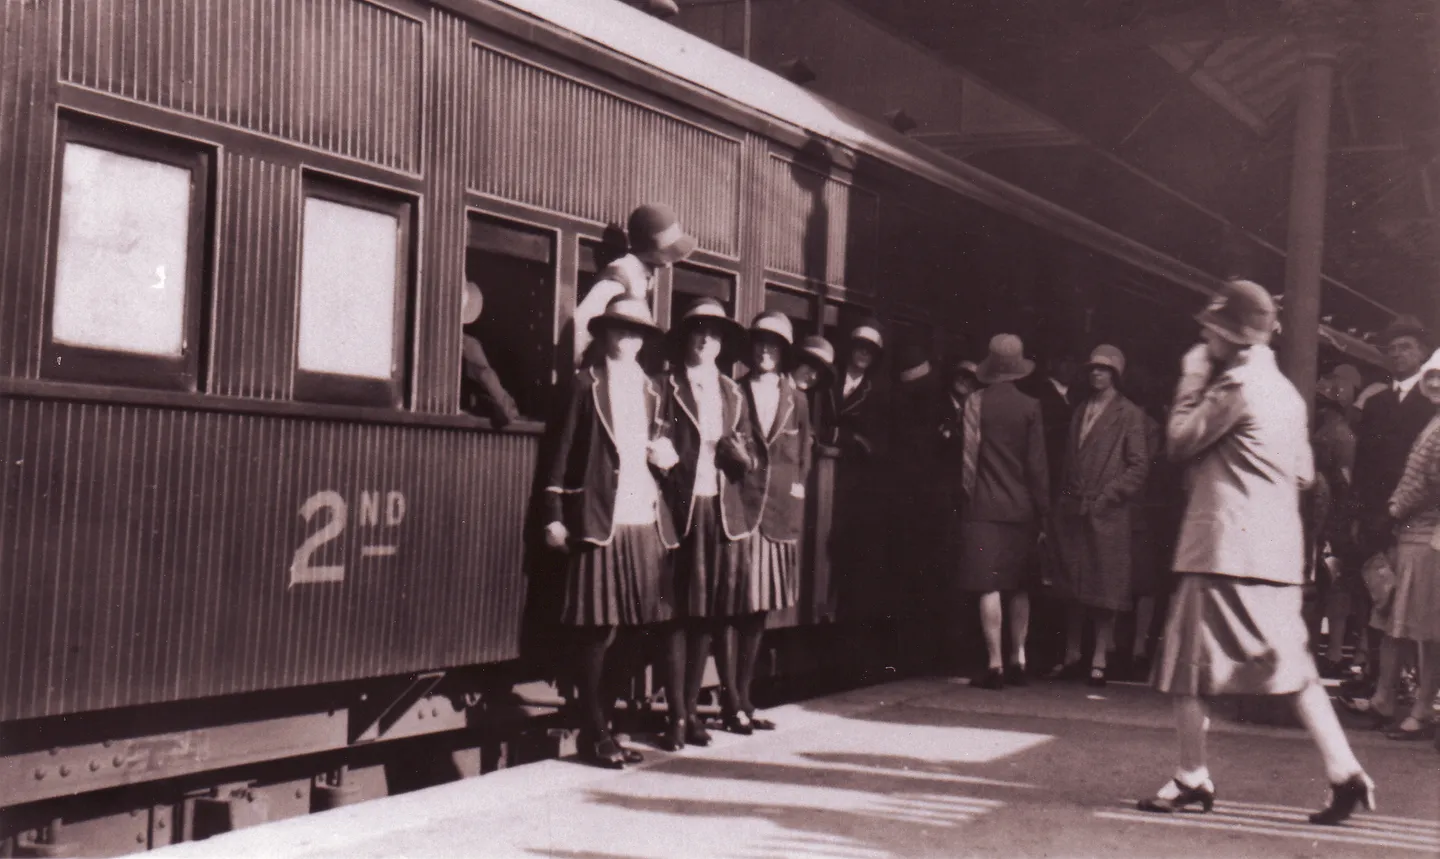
[
  {"xmin": 561, "ymin": 524, "xmax": 674, "ymax": 627},
  {"xmin": 1381, "ymin": 531, "xmax": 1440, "ymax": 643},
  {"xmin": 1151, "ymin": 573, "xmax": 1317, "ymax": 697},
  {"xmin": 677, "ymin": 495, "xmax": 751, "ymax": 618},
  {"xmin": 746, "ymin": 534, "xmax": 799, "ymax": 613}
]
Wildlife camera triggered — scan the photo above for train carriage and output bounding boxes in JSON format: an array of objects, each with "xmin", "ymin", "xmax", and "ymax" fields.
[{"xmin": 0, "ymin": 0, "xmax": 1383, "ymax": 853}]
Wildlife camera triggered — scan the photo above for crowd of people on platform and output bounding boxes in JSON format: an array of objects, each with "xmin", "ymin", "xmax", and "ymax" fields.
[{"xmin": 515, "ymin": 203, "xmax": 1440, "ymax": 828}]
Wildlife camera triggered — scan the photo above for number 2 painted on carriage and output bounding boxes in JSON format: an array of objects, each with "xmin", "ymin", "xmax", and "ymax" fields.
[{"xmin": 289, "ymin": 489, "xmax": 408, "ymax": 586}]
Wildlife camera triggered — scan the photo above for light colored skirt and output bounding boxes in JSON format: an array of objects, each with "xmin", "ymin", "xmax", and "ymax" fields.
[
  {"xmin": 1379, "ymin": 531, "xmax": 1440, "ymax": 643},
  {"xmin": 1151, "ymin": 573, "xmax": 1318, "ymax": 696}
]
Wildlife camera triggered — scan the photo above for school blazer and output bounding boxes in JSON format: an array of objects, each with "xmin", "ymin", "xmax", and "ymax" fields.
[
  {"xmin": 544, "ymin": 365, "xmax": 679, "ymax": 548},
  {"xmin": 660, "ymin": 371, "xmax": 755, "ymax": 541},
  {"xmin": 739, "ymin": 375, "xmax": 813, "ymax": 542}
]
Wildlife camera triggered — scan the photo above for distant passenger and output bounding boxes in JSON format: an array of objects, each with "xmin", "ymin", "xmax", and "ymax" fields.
[
  {"xmin": 735, "ymin": 312, "xmax": 814, "ymax": 731},
  {"xmin": 459, "ymin": 280, "xmax": 520, "ymax": 427},
  {"xmin": 1139, "ymin": 279, "xmax": 1373, "ymax": 825},
  {"xmin": 791, "ymin": 335, "xmax": 836, "ymax": 445},
  {"xmin": 658, "ymin": 299, "xmax": 756, "ymax": 747},
  {"xmin": 1049, "ymin": 345, "xmax": 1149, "ymax": 687},
  {"xmin": 957, "ymin": 335, "xmax": 1049, "ymax": 690},
  {"xmin": 937, "ymin": 358, "xmax": 981, "ymax": 671},
  {"xmin": 573, "ymin": 203, "xmax": 696, "ymax": 363},
  {"xmin": 542, "ymin": 295, "xmax": 684, "ymax": 769}
]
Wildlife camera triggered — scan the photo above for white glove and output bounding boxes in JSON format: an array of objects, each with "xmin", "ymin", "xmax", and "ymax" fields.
[
  {"xmin": 544, "ymin": 521, "xmax": 569, "ymax": 550},
  {"xmin": 648, "ymin": 437, "xmax": 679, "ymax": 471}
]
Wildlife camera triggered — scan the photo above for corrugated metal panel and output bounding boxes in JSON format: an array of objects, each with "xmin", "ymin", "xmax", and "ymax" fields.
[
  {"xmin": 58, "ymin": 0, "xmax": 423, "ymax": 173},
  {"xmin": 761, "ymin": 153, "xmax": 878, "ymax": 290},
  {"xmin": 467, "ymin": 44, "xmax": 742, "ymax": 258},
  {"xmin": 0, "ymin": 397, "xmax": 533, "ymax": 721},
  {"xmin": 412, "ymin": 9, "xmax": 468, "ymax": 414},
  {"xmin": 0, "ymin": 0, "xmax": 57, "ymax": 379},
  {"xmin": 209, "ymin": 155, "xmax": 301, "ymax": 399}
]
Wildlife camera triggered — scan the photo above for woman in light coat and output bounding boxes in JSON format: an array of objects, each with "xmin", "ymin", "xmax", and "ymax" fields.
[{"xmin": 1051, "ymin": 345, "xmax": 1150, "ymax": 686}]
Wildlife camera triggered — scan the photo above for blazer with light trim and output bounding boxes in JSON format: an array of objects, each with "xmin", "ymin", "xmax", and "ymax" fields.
[
  {"xmin": 1168, "ymin": 345, "xmax": 1313, "ymax": 585},
  {"xmin": 544, "ymin": 365, "xmax": 679, "ymax": 548},
  {"xmin": 738, "ymin": 374, "xmax": 813, "ymax": 542},
  {"xmin": 660, "ymin": 370, "xmax": 755, "ymax": 541}
]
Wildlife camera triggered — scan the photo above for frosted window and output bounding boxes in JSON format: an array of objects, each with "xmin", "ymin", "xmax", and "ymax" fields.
[
  {"xmin": 52, "ymin": 144, "xmax": 193, "ymax": 356},
  {"xmin": 297, "ymin": 198, "xmax": 401, "ymax": 380}
]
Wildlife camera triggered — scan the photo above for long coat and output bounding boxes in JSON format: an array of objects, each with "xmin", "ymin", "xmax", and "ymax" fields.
[
  {"xmin": 1348, "ymin": 384, "xmax": 1436, "ymax": 549},
  {"xmin": 1169, "ymin": 346, "xmax": 1313, "ymax": 585},
  {"xmin": 738, "ymin": 375, "xmax": 813, "ymax": 542},
  {"xmin": 544, "ymin": 364, "xmax": 678, "ymax": 548},
  {"xmin": 1053, "ymin": 393, "xmax": 1150, "ymax": 610}
]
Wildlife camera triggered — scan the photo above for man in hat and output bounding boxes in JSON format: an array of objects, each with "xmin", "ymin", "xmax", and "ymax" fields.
[
  {"xmin": 1140, "ymin": 280, "xmax": 1372, "ymax": 825},
  {"xmin": 956, "ymin": 334, "xmax": 1049, "ymax": 689},
  {"xmin": 1340, "ymin": 314, "xmax": 1437, "ymax": 708},
  {"xmin": 573, "ymin": 203, "xmax": 697, "ymax": 364}
]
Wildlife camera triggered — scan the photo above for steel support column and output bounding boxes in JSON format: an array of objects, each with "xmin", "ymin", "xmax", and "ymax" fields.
[{"xmin": 1279, "ymin": 14, "xmax": 1340, "ymax": 404}]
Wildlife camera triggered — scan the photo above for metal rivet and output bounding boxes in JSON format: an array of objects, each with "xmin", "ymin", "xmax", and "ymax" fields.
[
  {"xmin": 89, "ymin": 761, "xmax": 100, "ymax": 772},
  {"xmin": 137, "ymin": 834, "xmax": 145, "ymax": 844},
  {"xmin": 295, "ymin": 789, "xmax": 304, "ymax": 799},
  {"xmin": 59, "ymin": 766, "xmax": 71, "ymax": 777},
  {"xmin": 131, "ymin": 810, "xmax": 142, "ymax": 818},
  {"xmin": 432, "ymin": 708, "xmax": 439, "ymax": 717},
  {"xmin": 417, "ymin": 710, "xmax": 425, "ymax": 719},
  {"xmin": 34, "ymin": 768, "xmax": 45, "ymax": 780},
  {"xmin": 102, "ymin": 740, "xmax": 113, "ymax": 748},
  {"xmin": 48, "ymin": 748, "xmax": 59, "ymax": 757},
  {"xmin": 157, "ymin": 819, "xmax": 167, "ymax": 830},
  {"xmin": 114, "ymin": 756, "xmax": 124, "ymax": 767}
]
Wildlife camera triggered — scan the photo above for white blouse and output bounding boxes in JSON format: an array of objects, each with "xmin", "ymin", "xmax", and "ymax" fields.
[
  {"xmin": 687, "ymin": 364, "xmax": 724, "ymax": 498},
  {"xmin": 607, "ymin": 359, "xmax": 659, "ymax": 526}
]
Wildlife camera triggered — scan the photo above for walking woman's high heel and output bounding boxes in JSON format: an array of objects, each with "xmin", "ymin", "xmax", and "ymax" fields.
[
  {"xmin": 1309, "ymin": 772, "xmax": 1375, "ymax": 825},
  {"xmin": 1137, "ymin": 778, "xmax": 1216, "ymax": 814}
]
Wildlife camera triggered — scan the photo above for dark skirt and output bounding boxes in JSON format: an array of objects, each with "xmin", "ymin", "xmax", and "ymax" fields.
[
  {"xmin": 958, "ymin": 520, "xmax": 1037, "ymax": 593},
  {"xmin": 561, "ymin": 524, "xmax": 674, "ymax": 627},
  {"xmin": 746, "ymin": 534, "xmax": 799, "ymax": 613},
  {"xmin": 677, "ymin": 495, "xmax": 751, "ymax": 618},
  {"xmin": 1151, "ymin": 573, "xmax": 1318, "ymax": 696}
]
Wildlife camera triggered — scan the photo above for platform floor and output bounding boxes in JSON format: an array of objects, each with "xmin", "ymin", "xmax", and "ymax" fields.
[{"xmin": 156, "ymin": 678, "xmax": 1438, "ymax": 858}]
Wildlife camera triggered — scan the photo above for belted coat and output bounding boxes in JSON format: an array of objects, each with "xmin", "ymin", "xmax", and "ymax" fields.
[
  {"xmin": 738, "ymin": 374, "xmax": 813, "ymax": 542},
  {"xmin": 544, "ymin": 364, "xmax": 679, "ymax": 548},
  {"xmin": 1053, "ymin": 393, "xmax": 1150, "ymax": 609}
]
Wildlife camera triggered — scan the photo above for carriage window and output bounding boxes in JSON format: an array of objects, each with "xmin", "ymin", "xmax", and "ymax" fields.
[
  {"xmin": 45, "ymin": 118, "xmax": 210, "ymax": 390},
  {"xmin": 295, "ymin": 180, "xmax": 412, "ymax": 408},
  {"xmin": 669, "ymin": 263, "xmax": 736, "ymax": 329},
  {"xmin": 464, "ymin": 214, "xmax": 555, "ymax": 421}
]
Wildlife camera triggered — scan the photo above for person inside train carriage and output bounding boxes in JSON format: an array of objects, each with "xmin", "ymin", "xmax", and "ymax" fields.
[
  {"xmin": 733, "ymin": 311, "xmax": 813, "ymax": 730},
  {"xmin": 573, "ymin": 203, "xmax": 697, "ymax": 365},
  {"xmin": 1048, "ymin": 345, "xmax": 1149, "ymax": 688},
  {"xmin": 659, "ymin": 298, "xmax": 758, "ymax": 744},
  {"xmin": 957, "ymin": 335, "xmax": 1049, "ymax": 690},
  {"xmin": 542, "ymin": 295, "xmax": 686, "ymax": 768},
  {"xmin": 460, "ymin": 280, "xmax": 521, "ymax": 428},
  {"xmin": 791, "ymin": 335, "xmax": 837, "ymax": 445},
  {"xmin": 830, "ymin": 323, "xmax": 885, "ymax": 457},
  {"xmin": 1311, "ymin": 367, "xmax": 1358, "ymax": 678},
  {"xmin": 1140, "ymin": 279, "xmax": 1374, "ymax": 825}
]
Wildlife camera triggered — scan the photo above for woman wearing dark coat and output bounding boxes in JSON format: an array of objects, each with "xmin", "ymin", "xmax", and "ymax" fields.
[
  {"xmin": 1051, "ymin": 345, "xmax": 1150, "ymax": 686},
  {"xmin": 660, "ymin": 298, "xmax": 757, "ymax": 746},
  {"xmin": 543, "ymin": 296, "xmax": 684, "ymax": 768},
  {"xmin": 734, "ymin": 311, "xmax": 813, "ymax": 731}
]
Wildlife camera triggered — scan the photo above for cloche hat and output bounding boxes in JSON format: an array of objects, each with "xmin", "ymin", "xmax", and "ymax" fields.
[
  {"xmin": 1196, "ymin": 279, "xmax": 1278, "ymax": 346},
  {"xmin": 750, "ymin": 311, "xmax": 795, "ymax": 345},
  {"xmin": 1085, "ymin": 344, "xmax": 1126, "ymax": 378},
  {"xmin": 675, "ymin": 297, "xmax": 744, "ymax": 341},
  {"xmin": 975, "ymin": 334, "xmax": 1035, "ymax": 385},
  {"xmin": 795, "ymin": 335, "xmax": 836, "ymax": 384},
  {"xmin": 627, "ymin": 203, "xmax": 697, "ymax": 266},
  {"xmin": 588, "ymin": 295, "xmax": 661, "ymax": 337},
  {"xmin": 849, "ymin": 323, "xmax": 885, "ymax": 354}
]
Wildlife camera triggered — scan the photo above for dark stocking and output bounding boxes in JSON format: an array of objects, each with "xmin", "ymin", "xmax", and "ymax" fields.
[
  {"xmin": 734, "ymin": 612, "xmax": 767, "ymax": 715},
  {"xmin": 684, "ymin": 621, "xmax": 713, "ymax": 719},
  {"xmin": 653, "ymin": 622, "xmax": 686, "ymax": 725},
  {"xmin": 574, "ymin": 626, "xmax": 617, "ymax": 739},
  {"xmin": 711, "ymin": 619, "xmax": 741, "ymax": 715}
]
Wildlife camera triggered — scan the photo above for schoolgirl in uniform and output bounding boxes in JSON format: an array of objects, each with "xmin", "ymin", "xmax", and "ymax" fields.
[
  {"xmin": 735, "ymin": 312, "xmax": 814, "ymax": 731},
  {"xmin": 543, "ymin": 295, "xmax": 687, "ymax": 766},
  {"xmin": 661, "ymin": 298, "xmax": 757, "ymax": 745}
]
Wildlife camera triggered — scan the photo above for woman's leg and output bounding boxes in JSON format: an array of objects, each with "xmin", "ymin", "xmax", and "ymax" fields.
[
  {"xmin": 1063, "ymin": 602, "xmax": 1085, "ymax": 667},
  {"xmin": 684, "ymin": 620, "xmax": 713, "ymax": 721},
  {"xmin": 734, "ymin": 612, "xmax": 768, "ymax": 716},
  {"xmin": 575, "ymin": 626, "xmax": 618, "ymax": 739},
  {"xmin": 1008, "ymin": 590, "xmax": 1031, "ymax": 672},
  {"xmin": 1399, "ymin": 640, "xmax": 1440, "ymax": 729},
  {"xmin": 1175, "ymin": 695, "xmax": 1210, "ymax": 783},
  {"xmin": 711, "ymin": 618, "xmax": 742, "ymax": 716},
  {"xmin": 654, "ymin": 622, "xmax": 686, "ymax": 727},
  {"xmin": 1324, "ymin": 585, "xmax": 1351, "ymax": 665},
  {"xmin": 979, "ymin": 591, "xmax": 1004, "ymax": 671},
  {"xmin": 1132, "ymin": 597, "xmax": 1155, "ymax": 661},
  {"xmin": 1092, "ymin": 609, "xmax": 1116, "ymax": 670},
  {"xmin": 1293, "ymin": 680, "xmax": 1365, "ymax": 782}
]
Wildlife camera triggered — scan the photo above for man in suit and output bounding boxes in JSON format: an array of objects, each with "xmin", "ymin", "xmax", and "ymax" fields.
[
  {"xmin": 957, "ymin": 334, "xmax": 1050, "ymax": 689},
  {"xmin": 1340, "ymin": 315, "xmax": 1436, "ymax": 706}
]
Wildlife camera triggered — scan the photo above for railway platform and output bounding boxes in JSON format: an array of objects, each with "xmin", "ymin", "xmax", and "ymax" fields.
[{"xmin": 154, "ymin": 677, "xmax": 1439, "ymax": 858}]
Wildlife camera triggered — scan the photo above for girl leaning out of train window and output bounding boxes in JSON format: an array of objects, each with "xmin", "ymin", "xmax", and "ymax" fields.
[
  {"xmin": 543, "ymin": 295, "xmax": 686, "ymax": 769},
  {"xmin": 661, "ymin": 298, "xmax": 759, "ymax": 745},
  {"xmin": 733, "ymin": 312, "xmax": 814, "ymax": 732}
]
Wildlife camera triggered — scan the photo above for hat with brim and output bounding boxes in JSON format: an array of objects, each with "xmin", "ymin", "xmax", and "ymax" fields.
[
  {"xmin": 1196, "ymin": 279, "xmax": 1277, "ymax": 346},
  {"xmin": 749, "ymin": 311, "xmax": 795, "ymax": 345},
  {"xmin": 674, "ymin": 297, "xmax": 745, "ymax": 345},
  {"xmin": 628, "ymin": 203, "xmax": 697, "ymax": 266},
  {"xmin": 1377, "ymin": 314, "xmax": 1431, "ymax": 349},
  {"xmin": 462, "ymin": 281, "xmax": 484, "ymax": 325},
  {"xmin": 849, "ymin": 324, "xmax": 885, "ymax": 354},
  {"xmin": 975, "ymin": 334, "xmax": 1035, "ymax": 385},
  {"xmin": 795, "ymin": 335, "xmax": 836, "ymax": 384},
  {"xmin": 588, "ymin": 295, "xmax": 662, "ymax": 338},
  {"xmin": 1085, "ymin": 344, "xmax": 1126, "ymax": 378}
]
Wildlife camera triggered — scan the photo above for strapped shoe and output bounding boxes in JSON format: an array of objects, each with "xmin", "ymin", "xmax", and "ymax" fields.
[
  {"xmin": 1137, "ymin": 778, "xmax": 1216, "ymax": 814},
  {"xmin": 1310, "ymin": 772, "xmax": 1375, "ymax": 825},
  {"xmin": 722, "ymin": 710, "xmax": 755, "ymax": 735},
  {"xmin": 580, "ymin": 736, "xmax": 627, "ymax": 770}
]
